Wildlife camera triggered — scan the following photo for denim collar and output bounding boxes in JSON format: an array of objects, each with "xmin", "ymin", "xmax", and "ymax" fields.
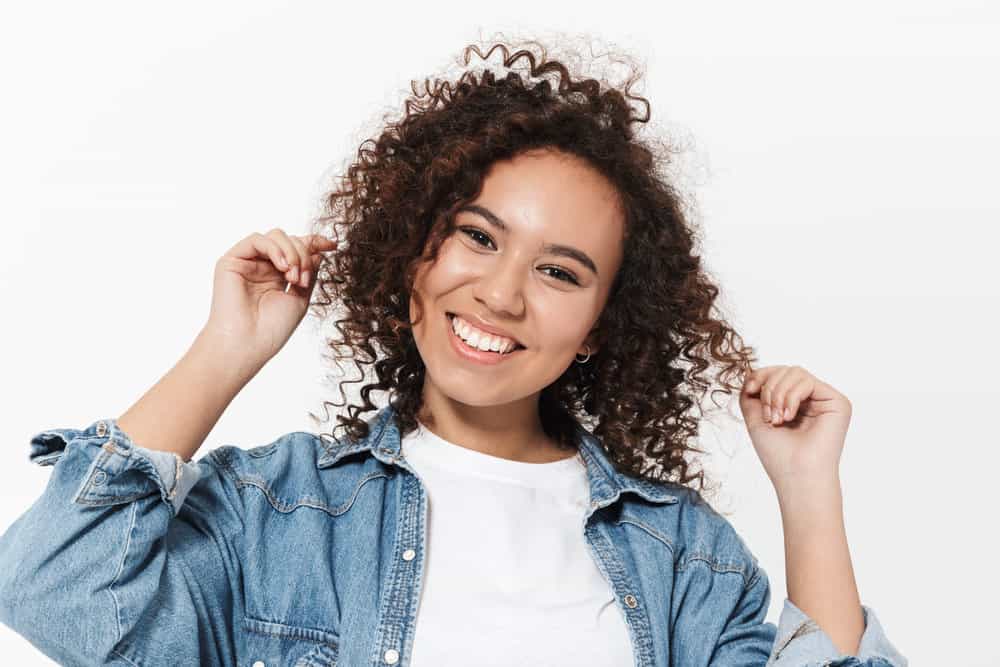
[{"xmin": 316, "ymin": 403, "xmax": 678, "ymax": 510}]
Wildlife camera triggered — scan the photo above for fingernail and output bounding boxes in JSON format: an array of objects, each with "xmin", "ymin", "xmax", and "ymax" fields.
[
  {"xmin": 301, "ymin": 270, "xmax": 310, "ymax": 285},
  {"xmin": 784, "ymin": 407, "xmax": 792, "ymax": 420},
  {"xmin": 290, "ymin": 266, "xmax": 298, "ymax": 281},
  {"xmin": 763, "ymin": 405, "xmax": 771, "ymax": 421}
]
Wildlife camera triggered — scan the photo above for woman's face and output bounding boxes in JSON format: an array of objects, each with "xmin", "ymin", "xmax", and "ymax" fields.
[{"xmin": 410, "ymin": 148, "xmax": 626, "ymax": 407}]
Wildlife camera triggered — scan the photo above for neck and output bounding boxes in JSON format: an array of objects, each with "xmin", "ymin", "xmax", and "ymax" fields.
[{"xmin": 415, "ymin": 381, "xmax": 573, "ymax": 463}]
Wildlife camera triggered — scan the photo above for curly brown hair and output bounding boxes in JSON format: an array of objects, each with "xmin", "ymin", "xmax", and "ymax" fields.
[{"xmin": 307, "ymin": 37, "xmax": 759, "ymax": 497}]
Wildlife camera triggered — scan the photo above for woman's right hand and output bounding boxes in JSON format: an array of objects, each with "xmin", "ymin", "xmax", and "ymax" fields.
[{"xmin": 202, "ymin": 229, "xmax": 338, "ymax": 367}]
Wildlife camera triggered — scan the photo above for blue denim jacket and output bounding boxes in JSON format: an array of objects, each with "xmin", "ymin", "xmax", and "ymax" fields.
[{"xmin": 0, "ymin": 404, "xmax": 907, "ymax": 666}]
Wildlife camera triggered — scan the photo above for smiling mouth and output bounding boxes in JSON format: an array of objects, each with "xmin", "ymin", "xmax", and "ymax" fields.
[{"xmin": 445, "ymin": 313, "xmax": 527, "ymax": 356}]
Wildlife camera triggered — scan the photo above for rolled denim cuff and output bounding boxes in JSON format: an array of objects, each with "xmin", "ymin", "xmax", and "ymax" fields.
[
  {"xmin": 29, "ymin": 417, "xmax": 204, "ymax": 517},
  {"xmin": 769, "ymin": 598, "xmax": 908, "ymax": 666}
]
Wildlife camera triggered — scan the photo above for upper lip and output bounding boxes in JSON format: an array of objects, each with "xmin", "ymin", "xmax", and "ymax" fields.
[{"xmin": 449, "ymin": 312, "xmax": 525, "ymax": 347}]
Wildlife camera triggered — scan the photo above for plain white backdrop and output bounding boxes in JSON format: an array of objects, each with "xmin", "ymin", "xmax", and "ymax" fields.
[{"xmin": 2, "ymin": 1, "xmax": 997, "ymax": 664}]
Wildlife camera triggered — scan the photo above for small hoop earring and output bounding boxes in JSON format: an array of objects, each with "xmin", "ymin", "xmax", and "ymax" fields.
[{"xmin": 575, "ymin": 344, "xmax": 592, "ymax": 364}]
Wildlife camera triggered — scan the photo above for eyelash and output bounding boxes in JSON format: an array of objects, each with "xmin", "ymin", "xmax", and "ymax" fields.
[{"xmin": 458, "ymin": 226, "xmax": 580, "ymax": 286}]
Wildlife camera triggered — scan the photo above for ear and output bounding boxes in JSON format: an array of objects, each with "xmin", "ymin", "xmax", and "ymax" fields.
[{"xmin": 578, "ymin": 328, "xmax": 602, "ymax": 358}]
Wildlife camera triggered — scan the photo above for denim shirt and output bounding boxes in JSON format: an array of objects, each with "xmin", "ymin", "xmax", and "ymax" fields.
[{"xmin": 0, "ymin": 404, "xmax": 908, "ymax": 667}]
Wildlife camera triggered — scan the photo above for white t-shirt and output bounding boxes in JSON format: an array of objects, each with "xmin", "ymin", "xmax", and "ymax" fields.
[{"xmin": 402, "ymin": 421, "xmax": 635, "ymax": 667}]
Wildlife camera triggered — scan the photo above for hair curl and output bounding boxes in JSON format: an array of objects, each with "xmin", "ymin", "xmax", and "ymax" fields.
[{"xmin": 308, "ymin": 37, "xmax": 759, "ymax": 497}]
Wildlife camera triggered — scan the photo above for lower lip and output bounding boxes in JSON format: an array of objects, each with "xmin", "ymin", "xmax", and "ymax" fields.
[{"xmin": 446, "ymin": 314, "xmax": 522, "ymax": 366}]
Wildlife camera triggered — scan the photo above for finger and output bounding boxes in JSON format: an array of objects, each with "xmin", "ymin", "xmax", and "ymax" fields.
[
  {"xmin": 228, "ymin": 233, "xmax": 291, "ymax": 273},
  {"xmin": 300, "ymin": 236, "xmax": 337, "ymax": 287},
  {"xmin": 746, "ymin": 365, "xmax": 783, "ymax": 398},
  {"xmin": 303, "ymin": 234, "xmax": 338, "ymax": 254},
  {"xmin": 761, "ymin": 366, "xmax": 793, "ymax": 424},
  {"xmin": 287, "ymin": 236, "xmax": 314, "ymax": 287},
  {"xmin": 265, "ymin": 229, "xmax": 303, "ymax": 284},
  {"xmin": 770, "ymin": 370, "xmax": 807, "ymax": 425},
  {"xmin": 744, "ymin": 365, "xmax": 780, "ymax": 396},
  {"xmin": 781, "ymin": 376, "xmax": 813, "ymax": 422}
]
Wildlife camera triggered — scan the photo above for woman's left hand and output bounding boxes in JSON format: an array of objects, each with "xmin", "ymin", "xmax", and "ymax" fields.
[{"xmin": 739, "ymin": 365, "xmax": 852, "ymax": 494}]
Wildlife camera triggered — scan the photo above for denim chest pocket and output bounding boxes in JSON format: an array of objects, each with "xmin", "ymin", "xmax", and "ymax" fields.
[{"xmin": 243, "ymin": 615, "xmax": 339, "ymax": 667}]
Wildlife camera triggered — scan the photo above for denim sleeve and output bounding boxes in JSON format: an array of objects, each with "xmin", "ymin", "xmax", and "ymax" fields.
[
  {"xmin": 768, "ymin": 596, "xmax": 908, "ymax": 667},
  {"xmin": 712, "ymin": 562, "xmax": 908, "ymax": 667},
  {"xmin": 0, "ymin": 417, "xmax": 246, "ymax": 666}
]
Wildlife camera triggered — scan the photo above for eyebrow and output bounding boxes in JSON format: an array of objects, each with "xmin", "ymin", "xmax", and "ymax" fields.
[{"xmin": 456, "ymin": 204, "xmax": 599, "ymax": 276}]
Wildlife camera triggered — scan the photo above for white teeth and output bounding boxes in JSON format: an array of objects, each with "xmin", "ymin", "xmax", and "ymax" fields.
[{"xmin": 450, "ymin": 315, "xmax": 518, "ymax": 354}]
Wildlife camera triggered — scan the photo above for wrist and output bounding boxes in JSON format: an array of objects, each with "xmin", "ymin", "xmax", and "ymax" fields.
[
  {"xmin": 775, "ymin": 474, "xmax": 844, "ymax": 517},
  {"xmin": 189, "ymin": 326, "xmax": 266, "ymax": 388},
  {"xmin": 772, "ymin": 470, "xmax": 841, "ymax": 496}
]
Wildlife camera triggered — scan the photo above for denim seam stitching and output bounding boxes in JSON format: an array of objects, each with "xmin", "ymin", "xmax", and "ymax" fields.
[
  {"xmin": 675, "ymin": 554, "xmax": 753, "ymax": 587},
  {"xmin": 615, "ymin": 517, "xmax": 676, "ymax": 552},
  {"xmin": 245, "ymin": 625, "xmax": 337, "ymax": 646},
  {"xmin": 107, "ymin": 500, "xmax": 138, "ymax": 653},
  {"xmin": 771, "ymin": 616, "xmax": 823, "ymax": 662},
  {"xmin": 235, "ymin": 471, "xmax": 390, "ymax": 516},
  {"xmin": 110, "ymin": 647, "xmax": 140, "ymax": 666}
]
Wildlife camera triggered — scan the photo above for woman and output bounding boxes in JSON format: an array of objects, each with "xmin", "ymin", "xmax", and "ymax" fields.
[{"xmin": 0, "ymin": 41, "xmax": 906, "ymax": 666}]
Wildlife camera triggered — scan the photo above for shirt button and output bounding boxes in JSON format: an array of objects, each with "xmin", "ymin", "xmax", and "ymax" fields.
[
  {"xmin": 402, "ymin": 549, "xmax": 416, "ymax": 561},
  {"xmin": 624, "ymin": 594, "xmax": 638, "ymax": 608},
  {"xmin": 96, "ymin": 421, "xmax": 107, "ymax": 437},
  {"xmin": 383, "ymin": 648, "xmax": 400, "ymax": 664},
  {"xmin": 252, "ymin": 661, "xmax": 265, "ymax": 667}
]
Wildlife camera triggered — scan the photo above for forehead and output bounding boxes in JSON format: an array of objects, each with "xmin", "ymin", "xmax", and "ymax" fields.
[{"xmin": 467, "ymin": 149, "xmax": 625, "ymax": 262}]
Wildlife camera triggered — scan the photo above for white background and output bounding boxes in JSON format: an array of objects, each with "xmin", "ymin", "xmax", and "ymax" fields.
[{"xmin": 2, "ymin": 1, "xmax": 997, "ymax": 664}]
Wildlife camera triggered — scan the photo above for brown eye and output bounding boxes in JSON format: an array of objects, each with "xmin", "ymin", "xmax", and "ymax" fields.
[
  {"xmin": 540, "ymin": 266, "xmax": 579, "ymax": 285},
  {"xmin": 456, "ymin": 227, "xmax": 579, "ymax": 286},
  {"xmin": 459, "ymin": 227, "xmax": 495, "ymax": 249}
]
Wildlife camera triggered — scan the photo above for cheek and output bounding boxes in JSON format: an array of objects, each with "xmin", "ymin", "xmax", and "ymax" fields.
[
  {"xmin": 408, "ymin": 267, "xmax": 436, "ymax": 341},
  {"xmin": 531, "ymin": 293, "xmax": 598, "ymax": 352},
  {"xmin": 409, "ymin": 246, "xmax": 469, "ymax": 327},
  {"xmin": 417, "ymin": 242, "xmax": 475, "ymax": 295}
]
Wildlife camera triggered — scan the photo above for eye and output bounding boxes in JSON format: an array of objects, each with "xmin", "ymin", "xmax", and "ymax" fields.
[
  {"xmin": 458, "ymin": 227, "xmax": 580, "ymax": 285},
  {"xmin": 459, "ymin": 226, "xmax": 495, "ymax": 249},
  {"xmin": 540, "ymin": 266, "xmax": 580, "ymax": 285}
]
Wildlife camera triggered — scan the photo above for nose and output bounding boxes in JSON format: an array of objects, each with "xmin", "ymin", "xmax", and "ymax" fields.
[{"xmin": 473, "ymin": 255, "xmax": 526, "ymax": 319}]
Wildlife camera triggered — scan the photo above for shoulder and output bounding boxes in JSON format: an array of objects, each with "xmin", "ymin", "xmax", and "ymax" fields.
[
  {"xmin": 627, "ymin": 482, "xmax": 760, "ymax": 587},
  {"xmin": 200, "ymin": 430, "xmax": 390, "ymax": 510},
  {"xmin": 203, "ymin": 430, "xmax": 325, "ymax": 476}
]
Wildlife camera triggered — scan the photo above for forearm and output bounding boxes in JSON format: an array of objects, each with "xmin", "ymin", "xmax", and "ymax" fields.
[
  {"xmin": 776, "ymin": 475, "xmax": 864, "ymax": 657},
  {"xmin": 117, "ymin": 327, "xmax": 262, "ymax": 462}
]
